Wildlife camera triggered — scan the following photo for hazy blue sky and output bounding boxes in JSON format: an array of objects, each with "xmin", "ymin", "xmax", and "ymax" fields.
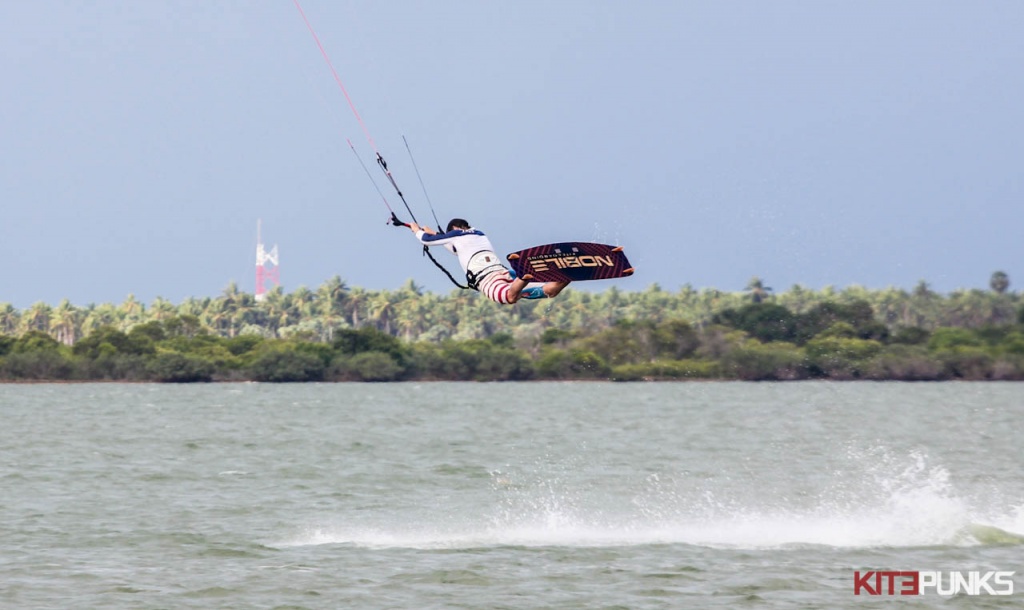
[{"xmin": 2, "ymin": 1, "xmax": 1021, "ymax": 307}]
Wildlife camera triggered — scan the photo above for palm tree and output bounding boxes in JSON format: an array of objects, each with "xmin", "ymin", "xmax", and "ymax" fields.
[
  {"xmin": 777, "ymin": 284, "xmax": 812, "ymax": 314},
  {"xmin": 387, "ymin": 280, "xmax": 429, "ymax": 341},
  {"xmin": 392, "ymin": 295, "xmax": 425, "ymax": 341},
  {"xmin": 205, "ymin": 298, "xmax": 234, "ymax": 337},
  {"xmin": 909, "ymin": 280, "xmax": 940, "ymax": 328},
  {"xmin": 368, "ymin": 291, "xmax": 394, "ymax": 335},
  {"xmin": 258, "ymin": 286, "xmax": 290, "ymax": 336},
  {"xmin": 119, "ymin": 294, "xmax": 146, "ymax": 328},
  {"xmin": 842, "ymin": 284, "xmax": 873, "ymax": 306},
  {"xmin": 231, "ymin": 292, "xmax": 259, "ymax": 336},
  {"xmin": 81, "ymin": 303, "xmax": 120, "ymax": 335},
  {"xmin": 213, "ymin": 283, "xmax": 244, "ymax": 337},
  {"xmin": 20, "ymin": 302, "xmax": 52, "ymax": 334},
  {"xmin": 179, "ymin": 296, "xmax": 208, "ymax": 319},
  {"xmin": 346, "ymin": 287, "xmax": 369, "ymax": 329},
  {"xmin": 149, "ymin": 296, "xmax": 178, "ymax": 321},
  {"xmin": 316, "ymin": 277, "xmax": 350, "ymax": 341},
  {"xmin": 745, "ymin": 277, "xmax": 773, "ymax": 303},
  {"xmin": 872, "ymin": 286, "xmax": 909, "ymax": 326},
  {"xmin": 399, "ymin": 278, "xmax": 424, "ymax": 297},
  {"xmin": 0, "ymin": 303, "xmax": 21, "ymax": 335},
  {"xmin": 633, "ymin": 284, "xmax": 671, "ymax": 325},
  {"xmin": 49, "ymin": 299, "xmax": 82, "ymax": 346},
  {"xmin": 990, "ymin": 271, "xmax": 1010, "ymax": 294},
  {"xmin": 691, "ymin": 289, "xmax": 721, "ymax": 328},
  {"xmin": 289, "ymin": 286, "xmax": 316, "ymax": 322}
]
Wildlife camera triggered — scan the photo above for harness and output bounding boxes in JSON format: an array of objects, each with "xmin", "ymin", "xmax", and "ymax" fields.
[{"xmin": 464, "ymin": 250, "xmax": 507, "ymax": 290}]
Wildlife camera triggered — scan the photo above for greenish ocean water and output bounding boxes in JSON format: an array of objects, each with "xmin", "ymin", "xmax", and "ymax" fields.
[{"xmin": 2, "ymin": 382, "xmax": 1022, "ymax": 608}]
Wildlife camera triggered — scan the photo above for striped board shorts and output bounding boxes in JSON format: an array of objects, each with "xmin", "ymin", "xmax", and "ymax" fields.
[{"xmin": 477, "ymin": 269, "xmax": 517, "ymax": 304}]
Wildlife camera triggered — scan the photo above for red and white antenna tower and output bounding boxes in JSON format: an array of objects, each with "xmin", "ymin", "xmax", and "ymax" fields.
[{"xmin": 255, "ymin": 219, "xmax": 279, "ymax": 302}]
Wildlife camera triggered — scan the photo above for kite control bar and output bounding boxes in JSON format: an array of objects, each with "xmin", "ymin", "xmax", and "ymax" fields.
[
  {"xmin": 389, "ymin": 211, "xmax": 469, "ymax": 289},
  {"xmin": 296, "ymin": 0, "xmax": 470, "ymax": 291}
]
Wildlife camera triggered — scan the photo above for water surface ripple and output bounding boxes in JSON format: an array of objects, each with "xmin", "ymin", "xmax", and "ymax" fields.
[{"xmin": 2, "ymin": 382, "xmax": 1022, "ymax": 608}]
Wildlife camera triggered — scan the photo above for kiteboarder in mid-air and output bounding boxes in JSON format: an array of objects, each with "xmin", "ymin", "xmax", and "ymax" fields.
[
  {"xmin": 292, "ymin": 3, "xmax": 632, "ymax": 299},
  {"xmin": 407, "ymin": 218, "xmax": 569, "ymax": 304}
]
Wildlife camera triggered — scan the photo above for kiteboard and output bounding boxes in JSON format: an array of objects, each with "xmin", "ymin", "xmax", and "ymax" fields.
[{"xmin": 506, "ymin": 242, "xmax": 634, "ymax": 283}]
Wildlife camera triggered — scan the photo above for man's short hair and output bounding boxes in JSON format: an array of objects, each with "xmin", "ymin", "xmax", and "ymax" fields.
[{"xmin": 446, "ymin": 218, "xmax": 470, "ymax": 232}]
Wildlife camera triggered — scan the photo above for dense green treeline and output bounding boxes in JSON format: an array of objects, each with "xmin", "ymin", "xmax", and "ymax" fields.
[{"xmin": 1, "ymin": 274, "xmax": 1022, "ymax": 382}]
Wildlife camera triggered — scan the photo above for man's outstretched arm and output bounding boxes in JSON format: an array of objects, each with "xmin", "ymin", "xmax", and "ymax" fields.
[{"xmin": 408, "ymin": 222, "xmax": 436, "ymax": 236}]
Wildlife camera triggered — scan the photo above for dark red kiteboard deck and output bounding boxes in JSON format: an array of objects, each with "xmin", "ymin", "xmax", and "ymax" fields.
[{"xmin": 506, "ymin": 242, "xmax": 634, "ymax": 283}]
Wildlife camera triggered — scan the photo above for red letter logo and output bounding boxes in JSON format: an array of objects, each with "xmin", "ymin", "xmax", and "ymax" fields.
[{"xmin": 854, "ymin": 571, "xmax": 878, "ymax": 595}]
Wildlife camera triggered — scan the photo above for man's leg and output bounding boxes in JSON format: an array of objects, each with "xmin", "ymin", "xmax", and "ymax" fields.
[
  {"xmin": 505, "ymin": 277, "xmax": 530, "ymax": 303},
  {"xmin": 543, "ymin": 280, "xmax": 570, "ymax": 298}
]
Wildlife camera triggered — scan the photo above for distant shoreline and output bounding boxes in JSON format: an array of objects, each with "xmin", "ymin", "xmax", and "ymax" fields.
[{"xmin": 3, "ymin": 286, "xmax": 1022, "ymax": 383}]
